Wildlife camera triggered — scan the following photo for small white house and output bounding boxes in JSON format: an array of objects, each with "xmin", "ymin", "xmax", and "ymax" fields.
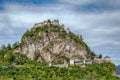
[{"xmin": 70, "ymin": 59, "xmax": 74, "ymax": 65}]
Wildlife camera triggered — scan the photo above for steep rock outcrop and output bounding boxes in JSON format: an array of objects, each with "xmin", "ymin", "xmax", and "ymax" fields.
[{"xmin": 14, "ymin": 20, "xmax": 91, "ymax": 63}]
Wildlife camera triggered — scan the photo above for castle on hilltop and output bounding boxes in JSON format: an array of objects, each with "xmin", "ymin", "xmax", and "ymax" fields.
[
  {"xmin": 33, "ymin": 19, "xmax": 71, "ymax": 34},
  {"xmin": 34, "ymin": 19, "xmax": 60, "ymax": 28}
]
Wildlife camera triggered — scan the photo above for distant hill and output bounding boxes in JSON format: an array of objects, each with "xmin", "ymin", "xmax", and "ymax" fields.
[{"xmin": 116, "ymin": 65, "xmax": 120, "ymax": 75}]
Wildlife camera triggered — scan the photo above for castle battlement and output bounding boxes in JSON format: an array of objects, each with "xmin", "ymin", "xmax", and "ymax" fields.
[
  {"xmin": 51, "ymin": 19, "xmax": 59, "ymax": 26},
  {"xmin": 34, "ymin": 23, "xmax": 43, "ymax": 28},
  {"xmin": 66, "ymin": 28, "xmax": 70, "ymax": 33},
  {"xmin": 34, "ymin": 19, "xmax": 60, "ymax": 28}
]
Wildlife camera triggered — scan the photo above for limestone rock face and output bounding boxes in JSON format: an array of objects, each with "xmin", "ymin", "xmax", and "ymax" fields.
[{"xmin": 14, "ymin": 20, "xmax": 90, "ymax": 63}]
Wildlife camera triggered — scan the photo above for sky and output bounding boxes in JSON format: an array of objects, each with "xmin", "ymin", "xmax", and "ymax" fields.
[{"xmin": 0, "ymin": 0, "xmax": 120, "ymax": 66}]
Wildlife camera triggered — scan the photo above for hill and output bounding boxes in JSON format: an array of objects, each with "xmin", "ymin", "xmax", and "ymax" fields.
[
  {"xmin": 116, "ymin": 65, "xmax": 120, "ymax": 75},
  {"xmin": 13, "ymin": 19, "xmax": 93, "ymax": 64}
]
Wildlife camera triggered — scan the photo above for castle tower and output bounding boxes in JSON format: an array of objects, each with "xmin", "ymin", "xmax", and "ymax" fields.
[
  {"xmin": 104, "ymin": 56, "xmax": 111, "ymax": 62},
  {"xmin": 60, "ymin": 24, "xmax": 64, "ymax": 31},
  {"xmin": 66, "ymin": 28, "xmax": 70, "ymax": 34},
  {"xmin": 46, "ymin": 19, "xmax": 51, "ymax": 27},
  {"xmin": 43, "ymin": 21, "xmax": 48, "ymax": 25},
  {"xmin": 34, "ymin": 23, "xmax": 43, "ymax": 28},
  {"xmin": 51, "ymin": 19, "xmax": 59, "ymax": 26}
]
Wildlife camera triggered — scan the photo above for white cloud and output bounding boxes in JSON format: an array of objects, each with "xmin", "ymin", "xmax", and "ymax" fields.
[
  {"xmin": 58, "ymin": 0, "xmax": 96, "ymax": 5},
  {"xmin": 58, "ymin": 0, "xmax": 120, "ymax": 8}
]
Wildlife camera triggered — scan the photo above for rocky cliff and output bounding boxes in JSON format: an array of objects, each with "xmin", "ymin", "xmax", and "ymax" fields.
[{"xmin": 14, "ymin": 19, "xmax": 91, "ymax": 64}]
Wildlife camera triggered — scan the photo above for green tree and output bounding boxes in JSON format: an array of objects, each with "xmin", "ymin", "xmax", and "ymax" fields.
[
  {"xmin": 5, "ymin": 50, "xmax": 16, "ymax": 64},
  {"xmin": 90, "ymin": 51, "xmax": 96, "ymax": 59},
  {"xmin": 13, "ymin": 42, "xmax": 20, "ymax": 49},
  {"xmin": 1, "ymin": 44, "xmax": 6, "ymax": 50},
  {"xmin": 99, "ymin": 54, "xmax": 102, "ymax": 58},
  {"xmin": 7, "ymin": 43, "xmax": 11, "ymax": 50}
]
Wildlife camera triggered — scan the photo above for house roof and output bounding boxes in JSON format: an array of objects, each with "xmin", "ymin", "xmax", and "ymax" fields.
[
  {"xmin": 104, "ymin": 56, "xmax": 110, "ymax": 58},
  {"xmin": 94, "ymin": 55, "xmax": 99, "ymax": 58}
]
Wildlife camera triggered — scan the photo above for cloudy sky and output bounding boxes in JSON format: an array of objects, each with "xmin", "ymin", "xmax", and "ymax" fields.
[{"xmin": 0, "ymin": 0, "xmax": 120, "ymax": 66}]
